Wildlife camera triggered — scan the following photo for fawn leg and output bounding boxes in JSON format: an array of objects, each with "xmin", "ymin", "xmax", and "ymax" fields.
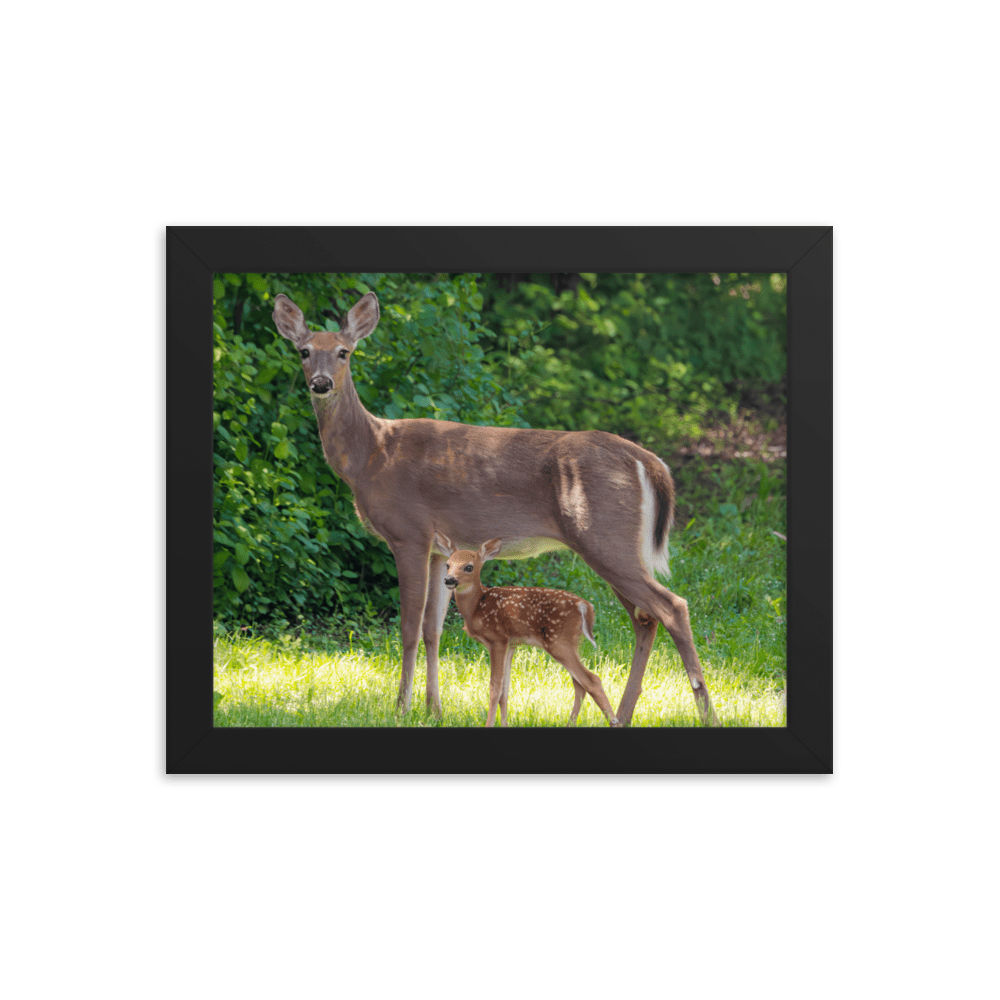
[
  {"xmin": 567, "ymin": 679, "xmax": 585, "ymax": 726},
  {"xmin": 550, "ymin": 640, "xmax": 620, "ymax": 727},
  {"xmin": 485, "ymin": 642, "xmax": 508, "ymax": 728},
  {"xmin": 498, "ymin": 644, "xmax": 515, "ymax": 727}
]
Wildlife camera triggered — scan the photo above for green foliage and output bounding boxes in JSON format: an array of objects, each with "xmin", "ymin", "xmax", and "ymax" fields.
[
  {"xmin": 478, "ymin": 272, "xmax": 786, "ymax": 450},
  {"xmin": 669, "ymin": 460, "xmax": 786, "ymax": 662},
  {"xmin": 213, "ymin": 272, "xmax": 526, "ymax": 622}
]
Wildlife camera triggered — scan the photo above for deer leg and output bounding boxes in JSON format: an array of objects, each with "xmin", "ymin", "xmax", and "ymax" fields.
[
  {"xmin": 498, "ymin": 644, "xmax": 515, "ymax": 728},
  {"xmin": 662, "ymin": 592, "xmax": 720, "ymax": 727},
  {"xmin": 390, "ymin": 544, "xmax": 432, "ymax": 714},
  {"xmin": 485, "ymin": 642, "xmax": 508, "ymax": 728},
  {"xmin": 421, "ymin": 552, "xmax": 449, "ymax": 717},
  {"xmin": 567, "ymin": 679, "xmax": 585, "ymax": 726},
  {"xmin": 612, "ymin": 588, "xmax": 659, "ymax": 727},
  {"xmin": 550, "ymin": 642, "xmax": 621, "ymax": 728},
  {"xmin": 594, "ymin": 567, "xmax": 719, "ymax": 726}
]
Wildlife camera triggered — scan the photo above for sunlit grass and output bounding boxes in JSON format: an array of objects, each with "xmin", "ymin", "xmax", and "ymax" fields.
[{"xmin": 214, "ymin": 618, "xmax": 785, "ymax": 728}]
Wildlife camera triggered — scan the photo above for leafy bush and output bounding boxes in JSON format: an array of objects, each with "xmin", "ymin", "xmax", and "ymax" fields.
[
  {"xmin": 478, "ymin": 272, "xmax": 786, "ymax": 451},
  {"xmin": 212, "ymin": 272, "xmax": 526, "ymax": 623}
]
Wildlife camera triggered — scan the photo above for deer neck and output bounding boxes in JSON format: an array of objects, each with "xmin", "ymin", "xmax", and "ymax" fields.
[
  {"xmin": 453, "ymin": 580, "xmax": 487, "ymax": 621},
  {"xmin": 311, "ymin": 373, "xmax": 381, "ymax": 486}
]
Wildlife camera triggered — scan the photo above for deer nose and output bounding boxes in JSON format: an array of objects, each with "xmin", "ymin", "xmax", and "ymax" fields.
[
  {"xmin": 310, "ymin": 375, "xmax": 333, "ymax": 394},
  {"xmin": 444, "ymin": 576, "xmax": 457, "ymax": 589}
]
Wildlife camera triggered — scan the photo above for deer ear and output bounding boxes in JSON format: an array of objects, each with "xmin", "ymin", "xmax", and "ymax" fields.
[
  {"xmin": 434, "ymin": 531, "xmax": 455, "ymax": 557},
  {"xmin": 479, "ymin": 538, "xmax": 503, "ymax": 562},
  {"xmin": 272, "ymin": 294, "xmax": 310, "ymax": 345},
  {"xmin": 343, "ymin": 292, "xmax": 380, "ymax": 344}
]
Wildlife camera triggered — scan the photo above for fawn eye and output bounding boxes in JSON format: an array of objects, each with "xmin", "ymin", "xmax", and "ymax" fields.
[
  {"xmin": 464, "ymin": 564, "xmax": 473, "ymax": 572},
  {"xmin": 299, "ymin": 349, "xmax": 310, "ymax": 359},
  {"xmin": 338, "ymin": 349, "xmax": 349, "ymax": 360}
]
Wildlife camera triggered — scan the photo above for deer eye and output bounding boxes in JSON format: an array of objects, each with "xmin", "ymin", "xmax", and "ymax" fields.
[
  {"xmin": 299, "ymin": 349, "xmax": 310, "ymax": 359},
  {"xmin": 338, "ymin": 349, "xmax": 349, "ymax": 360},
  {"xmin": 464, "ymin": 564, "xmax": 473, "ymax": 572}
]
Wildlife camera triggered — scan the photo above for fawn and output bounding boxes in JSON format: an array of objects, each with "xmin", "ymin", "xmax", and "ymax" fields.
[{"xmin": 434, "ymin": 532, "xmax": 621, "ymax": 728}]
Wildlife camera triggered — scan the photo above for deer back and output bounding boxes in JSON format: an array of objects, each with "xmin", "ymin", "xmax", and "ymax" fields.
[{"xmin": 467, "ymin": 586, "xmax": 593, "ymax": 647}]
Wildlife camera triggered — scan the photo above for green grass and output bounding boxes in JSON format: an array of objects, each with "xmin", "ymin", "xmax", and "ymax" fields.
[
  {"xmin": 212, "ymin": 628, "xmax": 783, "ymax": 727},
  {"xmin": 214, "ymin": 457, "xmax": 786, "ymax": 728}
]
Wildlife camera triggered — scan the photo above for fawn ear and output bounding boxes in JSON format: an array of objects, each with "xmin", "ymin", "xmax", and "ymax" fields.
[
  {"xmin": 272, "ymin": 294, "xmax": 311, "ymax": 346},
  {"xmin": 479, "ymin": 538, "xmax": 503, "ymax": 562},
  {"xmin": 343, "ymin": 292, "xmax": 380, "ymax": 344},
  {"xmin": 434, "ymin": 531, "xmax": 455, "ymax": 557}
]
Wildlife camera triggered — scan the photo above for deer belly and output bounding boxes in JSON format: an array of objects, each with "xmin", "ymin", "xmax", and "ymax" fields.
[{"xmin": 495, "ymin": 536, "xmax": 567, "ymax": 560}]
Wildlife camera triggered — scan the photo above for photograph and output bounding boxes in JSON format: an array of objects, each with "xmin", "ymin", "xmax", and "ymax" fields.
[{"xmin": 211, "ymin": 270, "xmax": 788, "ymax": 729}]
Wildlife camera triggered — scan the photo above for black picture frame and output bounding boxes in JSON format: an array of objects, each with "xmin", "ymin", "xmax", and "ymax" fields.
[{"xmin": 167, "ymin": 226, "xmax": 832, "ymax": 774}]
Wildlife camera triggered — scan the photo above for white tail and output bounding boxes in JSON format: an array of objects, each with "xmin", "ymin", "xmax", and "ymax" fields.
[
  {"xmin": 273, "ymin": 290, "xmax": 718, "ymax": 726},
  {"xmin": 435, "ymin": 533, "xmax": 620, "ymax": 728}
]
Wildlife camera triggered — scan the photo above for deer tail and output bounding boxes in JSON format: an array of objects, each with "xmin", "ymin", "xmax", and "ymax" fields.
[
  {"xmin": 579, "ymin": 601, "xmax": 597, "ymax": 648},
  {"xmin": 636, "ymin": 455, "xmax": 675, "ymax": 578}
]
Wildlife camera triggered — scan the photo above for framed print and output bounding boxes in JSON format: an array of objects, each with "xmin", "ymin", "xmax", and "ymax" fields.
[{"xmin": 160, "ymin": 221, "xmax": 840, "ymax": 788}]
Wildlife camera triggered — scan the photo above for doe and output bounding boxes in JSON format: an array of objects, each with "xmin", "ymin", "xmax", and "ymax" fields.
[
  {"xmin": 273, "ymin": 289, "xmax": 718, "ymax": 726},
  {"xmin": 435, "ymin": 533, "xmax": 621, "ymax": 728}
]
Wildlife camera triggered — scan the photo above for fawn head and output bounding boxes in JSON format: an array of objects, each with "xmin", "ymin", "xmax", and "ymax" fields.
[
  {"xmin": 434, "ymin": 533, "xmax": 503, "ymax": 595},
  {"xmin": 273, "ymin": 292, "xmax": 380, "ymax": 397}
]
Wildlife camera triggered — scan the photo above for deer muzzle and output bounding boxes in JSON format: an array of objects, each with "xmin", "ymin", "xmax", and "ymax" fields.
[{"xmin": 310, "ymin": 375, "xmax": 333, "ymax": 395}]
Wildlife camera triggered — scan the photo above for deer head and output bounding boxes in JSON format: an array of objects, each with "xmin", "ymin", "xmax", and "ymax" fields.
[
  {"xmin": 272, "ymin": 291, "xmax": 380, "ymax": 398},
  {"xmin": 435, "ymin": 533, "xmax": 503, "ymax": 599}
]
